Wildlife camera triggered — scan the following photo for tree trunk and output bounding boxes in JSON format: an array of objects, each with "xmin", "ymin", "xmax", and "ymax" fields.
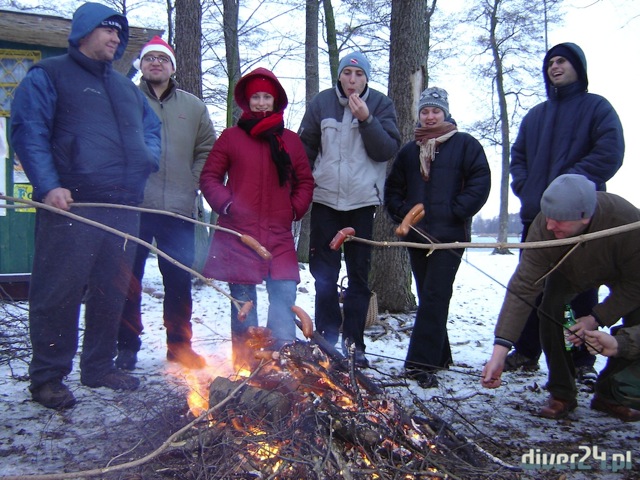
[
  {"xmin": 165, "ymin": 0, "xmax": 174, "ymax": 46},
  {"xmin": 297, "ymin": 0, "xmax": 321, "ymax": 263},
  {"xmin": 222, "ymin": 0, "xmax": 241, "ymax": 127},
  {"xmin": 175, "ymin": 0, "xmax": 202, "ymax": 98},
  {"xmin": 323, "ymin": 0, "xmax": 339, "ymax": 83},
  {"xmin": 175, "ymin": 0, "xmax": 211, "ymax": 271},
  {"xmin": 370, "ymin": 0, "xmax": 431, "ymax": 313},
  {"xmin": 488, "ymin": 0, "xmax": 512, "ymax": 255}
]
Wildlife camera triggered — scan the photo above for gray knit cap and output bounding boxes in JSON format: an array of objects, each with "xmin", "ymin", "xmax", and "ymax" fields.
[
  {"xmin": 418, "ymin": 87, "xmax": 450, "ymax": 118},
  {"xmin": 540, "ymin": 174, "xmax": 596, "ymax": 221},
  {"xmin": 338, "ymin": 52, "xmax": 371, "ymax": 80}
]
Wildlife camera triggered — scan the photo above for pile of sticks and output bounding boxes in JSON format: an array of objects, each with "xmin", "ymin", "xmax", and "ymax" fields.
[{"xmin": 158, "ymin": 339, "xmax": 518, "ymax": 480}]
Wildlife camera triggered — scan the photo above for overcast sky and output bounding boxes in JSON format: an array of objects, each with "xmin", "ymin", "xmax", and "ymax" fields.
[
  {"xmin": 555, "ymin": 0, "xmax": 640, "ymax": 216},
  {"xmin": 438, "ymin": 0, "xmax": 640, "ymax": 218},
  {"xmin": 6, "ymin": 0, "xmax": 637, "ymax": 220}
]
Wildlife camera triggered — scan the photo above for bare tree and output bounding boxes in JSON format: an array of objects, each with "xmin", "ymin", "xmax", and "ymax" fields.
[
  {"xmin": 323, "ymin": 0, "xmax": 339, "ymax": 83},
  {"xmin": 467, "ymin": 0, "xmax": 560, "ymax": 253},
  {"xmin": 164, "ymin": 0, "xmax": 175, "ymax": 45},
  {"xmin": 174, "ymin": 0, "xmax": 211, "ymax": 272},
  {"xmin": 219, "ymin": 0, "xmax": 241, "ymax": 125},
  {"xmin": 199, "ymin": 0, "xmax": 305, "ymax": 127},
  {"xmin": 368, "ymin": 0, "xmax": 433, "ymax": 313},
  {"xmin": 296, "ymin": 0, "xmax": 320, "ymax": 263}
]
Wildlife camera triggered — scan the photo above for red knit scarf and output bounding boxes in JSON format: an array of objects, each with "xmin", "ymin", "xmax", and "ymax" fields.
[{"xmin": 238, "ymin": 111, "xmax": 294, "ymax": 186}]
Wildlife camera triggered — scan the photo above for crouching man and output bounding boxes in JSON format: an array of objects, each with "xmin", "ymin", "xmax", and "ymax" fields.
[
  {"xmin": 583, "ymin": 326, "xmax": 640, "ymax": 412},
  {"xmin": 481, "ymin": 174, "xmax": 640, "ymax": 422}
]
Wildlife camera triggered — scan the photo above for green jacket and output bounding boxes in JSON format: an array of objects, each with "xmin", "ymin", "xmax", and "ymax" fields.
[
  {"xmin": 495, "ymin": 192, "xmax": 640, "ymax": 342},
  {"xmin": 616, "ymin": 324, "xmax": 640, "ymax": 360},
  {"xmin": 139, "ymin": 79, "xmax": 216, "ymax": 217}
]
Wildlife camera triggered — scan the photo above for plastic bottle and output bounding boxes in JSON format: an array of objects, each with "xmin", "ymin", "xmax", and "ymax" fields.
[{"xmin": 563, "ymin": 304, "xmax": 576, "ymax": 351}]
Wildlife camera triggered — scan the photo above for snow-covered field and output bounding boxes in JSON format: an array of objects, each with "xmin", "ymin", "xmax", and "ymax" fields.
[{"xmin": 0, "ymin": 248, "xmax": 637, "ymax": 479}]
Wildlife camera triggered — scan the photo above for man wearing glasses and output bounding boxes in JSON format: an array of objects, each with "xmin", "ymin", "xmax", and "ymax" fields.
[{"xmin": 116, "ymin": 36, "xmax": 217, "ymax": 371}]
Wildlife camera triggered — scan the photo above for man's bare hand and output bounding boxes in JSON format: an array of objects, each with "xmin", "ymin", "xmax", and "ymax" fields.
[
  {"xmin": 584, "ymin": 329, "xmax": 619, "ymax": 357},
  {"xmin": 43, "ymin": 187, "xmax": 74, "ymax": 211},
  {"xmin": 481, "ymin": 344, "xmax": 509, "ymax": 389},
  {"xmin": 348, "ymin": 93, "xmax": 370, "ymax": 122},
  {"xmin": 566, "ymin": 314, "xmax": 599, "ymax": 346}
]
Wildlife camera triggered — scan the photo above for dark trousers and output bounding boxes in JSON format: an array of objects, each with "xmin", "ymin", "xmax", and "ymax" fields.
[
  {"xmin": 118, "ymin": 213, "xmax": 195, "ymax": 352},
  {"xmin": 28, "ymin": 207, "xmax": 139, "ymax": 390},
  {"xmin": 515, "ymin": 221, "xmax": 596, "ymax": 368},
  {"xmin": 539, "ymin": 272, "xmax": 640, "ymax": 401},
  {"xmin": 515, "ymin": 289, "xmax": 598, "ymax": 367},
  {"xmin": 309, "ymin": 203, "xmax": 375, "ymax": 350},
  {"xmin": 405, "ymin": 247, "xmax": 462, "ymax": 371}
]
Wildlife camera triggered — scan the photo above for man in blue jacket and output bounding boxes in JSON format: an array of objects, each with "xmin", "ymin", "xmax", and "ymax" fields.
[
  {"xmin": 506, "ymin": 43, "xmax": 624, "ymax": 382},
  {"xmin": 10, "ymin": 2, "xmax": 161, "ymax": 409}
]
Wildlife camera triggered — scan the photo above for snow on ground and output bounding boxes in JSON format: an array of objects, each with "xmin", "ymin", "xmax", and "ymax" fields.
[{"xmin": 0, "ymin": 247, "xmax": 638, "ymax": 479}]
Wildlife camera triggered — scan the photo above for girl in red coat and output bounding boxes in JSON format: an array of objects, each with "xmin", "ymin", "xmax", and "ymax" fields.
[{"xmin": 200, "ymin": 68, "xmax": 314, "ymax": 368}]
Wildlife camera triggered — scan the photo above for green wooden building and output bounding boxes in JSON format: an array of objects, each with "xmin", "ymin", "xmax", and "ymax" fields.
[{"xmin": 0, "ymin": 9, "xmax": 161, "ymax": 299}]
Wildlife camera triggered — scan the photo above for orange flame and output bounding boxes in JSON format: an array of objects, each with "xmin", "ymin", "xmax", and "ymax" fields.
[{"xmin": 171, "ymin": 353, "xmax": 233, "ymax": 417}]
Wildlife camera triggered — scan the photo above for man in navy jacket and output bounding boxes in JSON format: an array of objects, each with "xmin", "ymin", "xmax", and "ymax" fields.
[
  {"xmin": 11, "ymin": 2, "xmax": 161, "ymax": 409},
  {"xmin": 505, "ymin": 42, "xmax": 624, "ymax": 380}
]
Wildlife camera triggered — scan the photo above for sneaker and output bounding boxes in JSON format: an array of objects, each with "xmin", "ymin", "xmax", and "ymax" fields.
[
  {"xmin": 576, "ymin": 365, "xmax": 598, "ymax": 388},
  {"xmin": 503, "ymin": 351, "xmax": 539, "ymax": 372},
  {"xmin": 405, "ymin": 369, "xmax": 438, "ymax": 389},
  {"xmin": 31, "ymin": 380, "xmax": 77, "ymax": 410},
  {"xmin": 115, "ymin": 349, "xmax": 138, "ymax": 371},
  {"xmin": 82, "ymin": 370, "xmax": 140, "ymax": 390},
  {"xmin": 167, "ymin": 344, "xmax": 206, "ymax": 369}
]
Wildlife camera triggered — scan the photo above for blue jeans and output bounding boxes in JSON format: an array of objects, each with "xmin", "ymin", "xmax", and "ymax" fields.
[
  {"xmin": 119, "ymin": 213, "xmax": 195, "ymax": 351},
  {"xmin": 229, "ymin": 278, "xmax": 297, "ymax": 345}
]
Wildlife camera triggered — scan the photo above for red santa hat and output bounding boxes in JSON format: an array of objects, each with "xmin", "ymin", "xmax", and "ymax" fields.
[{"xmin": 132, "ymin": 36, "xmax": 176, "ymax": 70}]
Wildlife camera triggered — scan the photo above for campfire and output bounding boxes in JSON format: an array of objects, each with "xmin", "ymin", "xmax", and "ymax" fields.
[{"xmin": 160, "ymin": 320, "xmax": 515, "ymax": 479}]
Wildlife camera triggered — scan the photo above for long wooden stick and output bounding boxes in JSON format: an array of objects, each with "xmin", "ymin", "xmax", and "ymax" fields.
[
  {"xmin": 0, "ymin": 196, "xmax": 272, "ymax": 260},
  {"xmin": 343, "ymin": 220, "xmax": 640, "ymax": 251},
  {"xmin": 0, "ymin": 195, "xmax": 246, "ymax": 310},
  {"xmin": 6, "ymin": 195, "xmax": 639, "ymax": 252}
]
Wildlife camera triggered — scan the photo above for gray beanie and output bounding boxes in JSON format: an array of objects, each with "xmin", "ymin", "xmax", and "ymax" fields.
[
  {"xmin": 338, "ymin": 52, "xmax": 371, "ymax": 80},
  {"xmin": 540, "ymin": 174, "xmax": 596, "ymax": 221},
  {"xmin": 418, "ymin": 87, "xmax": 450, "ymax": 118}
]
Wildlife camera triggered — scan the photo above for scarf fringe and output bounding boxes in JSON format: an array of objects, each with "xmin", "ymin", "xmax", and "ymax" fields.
[{"xmin": 416, "ymin": 126, "xmax": 457, "ymax": 181}]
